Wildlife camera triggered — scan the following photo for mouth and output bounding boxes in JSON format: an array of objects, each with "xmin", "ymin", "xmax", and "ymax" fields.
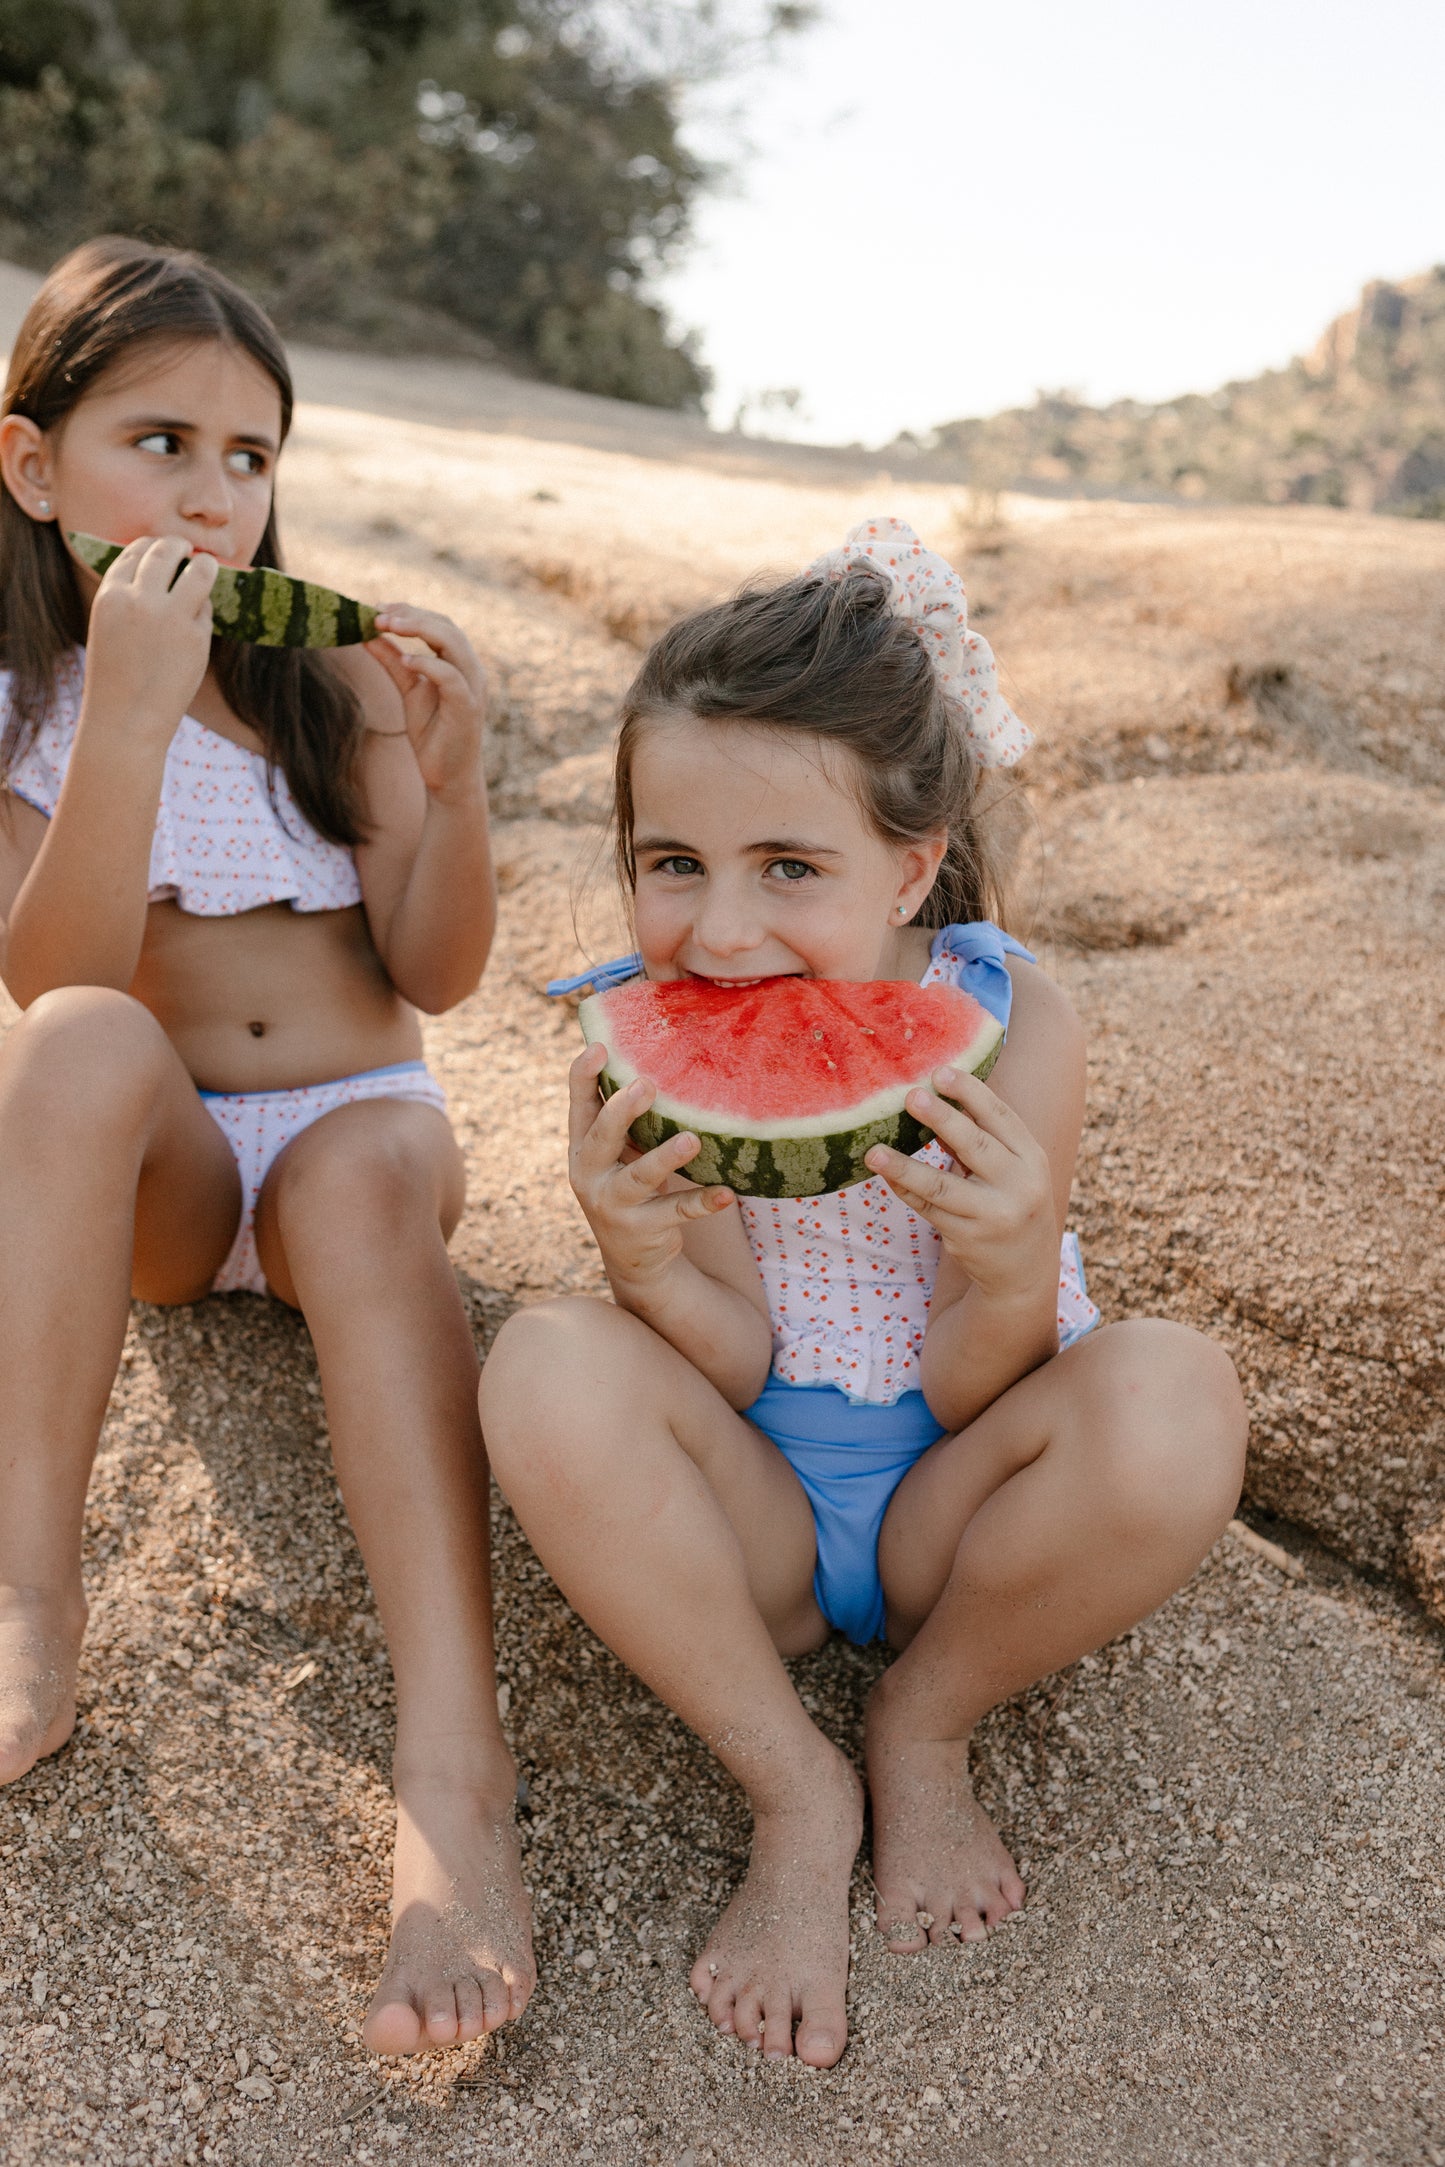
[{"xmin": 683, "ymin": 969, "xmax": 803, "ymax": 989}]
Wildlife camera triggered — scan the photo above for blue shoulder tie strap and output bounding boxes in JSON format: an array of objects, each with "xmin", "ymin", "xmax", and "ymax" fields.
[
  {"xmin": 929, "ymin": 920, "xmax": 1035, "ymax": 1033},
  {"xmin": 545, "ymin": 952, "xmax": 643, "ymax": 998}
]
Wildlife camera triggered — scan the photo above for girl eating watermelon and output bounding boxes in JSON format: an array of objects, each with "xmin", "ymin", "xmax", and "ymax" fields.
[
  {"xmin": 481, "ymin": 518, "xmax": 1246, "ymax": 2068},
  {"xmin": 0, "ymin": 239, "xmax": 534, "ymax": 2049}
]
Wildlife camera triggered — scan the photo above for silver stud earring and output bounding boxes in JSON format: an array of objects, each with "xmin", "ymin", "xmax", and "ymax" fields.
[
  {"xmin": 897, "ymin": 904, "xmax": 908, "ymax": 920},
  {"xmin": 37, "ymin": 499, "xmax": 51, "ymax": 517}
]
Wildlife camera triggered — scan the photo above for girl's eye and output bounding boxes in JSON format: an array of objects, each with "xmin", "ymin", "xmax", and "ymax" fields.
[
  {"xmin": 651, "ymin": 855, "xmax": 703, "ymax": 878},
  {"xmin": 767, "ymin": 859, "xmax": 815, "ymax": 883},
  {"xmin": 226, "ymin": 448, "xmax": 267, "ymax": 476},
  {"xmin": 134, "ymin": 431, "xmax": 180, "ymax": 456}
]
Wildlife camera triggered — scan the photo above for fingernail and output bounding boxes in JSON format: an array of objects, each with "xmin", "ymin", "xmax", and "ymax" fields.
[
  {"xmin": 907, "ymin": 1089, "xmax": 932, "ymax": 1113},
  {"xmin": 936, "ymin": 1066, "xmax": 958, "ymax": 1085}
]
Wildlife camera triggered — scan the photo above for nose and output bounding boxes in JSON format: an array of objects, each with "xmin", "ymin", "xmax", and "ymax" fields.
[
  {"xmin": 690, "ymin": 874, "xmax": 768, "ymax": 963},
  {"xmin": 177, "ymin": 455, "xmax": 236, "ymax": 532}
]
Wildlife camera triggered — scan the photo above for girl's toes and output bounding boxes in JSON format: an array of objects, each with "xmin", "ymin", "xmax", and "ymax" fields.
[
  {"xmin": 794, "ymin": 1983, "xmax": 847, "ymax": 2070},
  {"xmin": 1001, "ymin": 1868, "xmax": 1027, "ymax": 1910},
  {"xmin": 453, "ymin": 1976, "xmax": 488, "ymax": 2042},
  {"xmin": 954, "ymin": 1903, "xmax": 989, "ymax": 1945},
  {"xmin": 479, "ymin": 1966, "xmax": 512, "ymax": 2033},
  {"xmin": 875, "ymin": 1893, "xmax": 928, "ymax": 1952},
  {"xmin": 362, "ymin": 1981, "xmax": 424, "ymax": 2056},
  {"xmin": 761, "ymin": 1991, "xmax": 795, "ymax": 2061},
  {"xmin": 732, "ymin": 1983, "xmax": 765, "ymax": 2048},
  {"xmin": 707, "ymin": 1977, "xmax": 739, "ymax": 2035},
  {"xmin": 423, "ymin": 1983, "xmax": 460, "ymax": 2044},
  {"xmin": 688, "ymin": 1952, "xmax": 717, "ymax": 2003},
  {"xmin": 504, "ymin": 1958, "xmax": 536, "ymax": 2020}
]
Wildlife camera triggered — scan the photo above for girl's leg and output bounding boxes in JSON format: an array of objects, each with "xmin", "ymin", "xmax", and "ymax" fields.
[
  {"xmin": 253, "ymin": 1098, "xmax": 534, "ymax": 2053},
  {"xmin": 481, "ymin": 1297, "xmax": 864, "ymax": 2069},
  {"xmin": 0, "ymin": 988, "xmax": 242, "ymax": 1783},
  {"xmin": 867, "ymin": 1319, "xmax": 1246, "ymax": 1949}
]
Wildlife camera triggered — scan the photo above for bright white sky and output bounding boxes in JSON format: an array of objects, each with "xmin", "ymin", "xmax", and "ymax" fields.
[{"xmin": 665, "ymin": 0, "xmax": 1445, "ymax": 446}]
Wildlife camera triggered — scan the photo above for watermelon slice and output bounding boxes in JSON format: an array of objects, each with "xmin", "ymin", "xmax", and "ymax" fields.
[
  {"xmin": 578, "ymin": 976, "xmax": 1003, "ymax": 1198},
  {"xmin": 68, "ymin": 532, "xmax": 378, "ymax": 648}
]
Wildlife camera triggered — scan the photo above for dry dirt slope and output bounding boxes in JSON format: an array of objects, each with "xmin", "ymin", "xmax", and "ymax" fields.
[{"xmin": 0, "ymin": 271, "xmax": 1443, "ymax": 2166}]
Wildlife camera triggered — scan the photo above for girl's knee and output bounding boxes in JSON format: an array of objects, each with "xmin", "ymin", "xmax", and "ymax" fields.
[
  {"xmin": 482, "ymin": 1299, "xmax": 621, "ymax": 1412},
  {"xmin": 6, "ymin": 986, "xmax": 170, "ymax": 1120},
  {"xmin": 1076, "ymin": 1319, "xmax": 1246, "ymax": 1534},
  {"xmin": 273, "ymin": 1104, "xmax": 456, "ymax": 1231},
  {"xmin": 481, "ymin": 1299, "xmax": 632, "ymax": 1476}
]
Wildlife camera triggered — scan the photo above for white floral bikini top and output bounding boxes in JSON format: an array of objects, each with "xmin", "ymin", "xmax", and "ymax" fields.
[{"xmin": 1, "ymin": 652, "xmax": 362, "ymax": 917}]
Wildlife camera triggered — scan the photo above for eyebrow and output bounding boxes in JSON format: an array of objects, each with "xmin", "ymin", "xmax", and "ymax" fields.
[
  {"xmin": 634, "ymin": 833, "xmax": 845, "ymax": 859},
  {"xmin": 120, "ymin": 413, "xmax": 279, "ymax": 454}
]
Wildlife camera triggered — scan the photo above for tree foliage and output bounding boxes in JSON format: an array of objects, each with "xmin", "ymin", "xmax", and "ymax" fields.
[{"xmin": 0, "ymin": 0, "xmax": 808, "ymax": 406}]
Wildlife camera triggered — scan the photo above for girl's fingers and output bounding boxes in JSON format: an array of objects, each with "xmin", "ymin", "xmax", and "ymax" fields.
[
  {"xmin": 133, "ymin": 536, "xmax": 191, "ymax": 593},
  {"xmin": 929, "ymin": 1066, "xmax": 1034, "ymax": 1151},
  {"xmin": 97, "ymin": 537, "xmax": 150, "ymax": 587},
  {"xmin": 865, "ymin": 1144, "xmax": 977, "ymax": 1217},
  {"xmin": 173, "ymin": 551, "xmax": 219, "ymax": 611},
  {"xmin": 667, "ymin": 1178, "xmax": 734, "ymax": 1220},
  {"xmin": 566, "ymin": 1043, "xmax": 610, "ymax": 1155},
  {"xmin": 904, "ymin": 1086, "xmax": 1001, "ymax": 1178},
  {"xmin": 617, "ymin": 1126, "xmax": 702, "ymax": 1197},
  {"xmin": 372, "ymin": 606, "xmax": 483, "ymax": 685}
]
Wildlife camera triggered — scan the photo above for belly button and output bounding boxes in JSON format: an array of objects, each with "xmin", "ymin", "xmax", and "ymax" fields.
[{"xmin": 248, "ymin": 1021, "xmax": 265, "ymax": 1038}]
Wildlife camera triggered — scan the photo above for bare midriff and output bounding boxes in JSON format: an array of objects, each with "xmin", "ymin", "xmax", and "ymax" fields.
[{"xmin": 133, "ymin": 897, "xmax": 423, "ymax": 1094}]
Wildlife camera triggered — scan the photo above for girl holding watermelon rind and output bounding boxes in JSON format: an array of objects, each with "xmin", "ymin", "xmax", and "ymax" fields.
[
  {"xmin": 482, "ymin": 518, "xmax": 1246, "ymax": 2070},
  {"xmin": 0, "ymin": 240, "xmax": 534, "ymax": 2050}
]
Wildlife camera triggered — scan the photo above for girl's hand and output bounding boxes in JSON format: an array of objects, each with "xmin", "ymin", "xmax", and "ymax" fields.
[
  {"xmin": 568, "ymin": 1043, "xmax": 733, "ymax": 1299},
  {"xmin": 80, "ymin": 537, "xmax": 218, "ymax": 748},
  {"xmin": 864, "ymin": 1067, "xmax": 1059, "ymax": 1308},
  {"xmin": 366, "ymin": 606, "xmax": 487, "ymax": 807}
]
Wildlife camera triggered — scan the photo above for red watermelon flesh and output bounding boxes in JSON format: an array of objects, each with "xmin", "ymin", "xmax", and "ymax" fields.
[{"xmin": 577, "ymin": 974, "xmax": 1003, "ymax": 1198}]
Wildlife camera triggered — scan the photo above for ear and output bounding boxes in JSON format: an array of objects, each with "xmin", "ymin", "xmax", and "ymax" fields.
[
  {"xmin": 0, "ymin": 415, "xmax": 56, "ymax": 523},
  {"xmin": 894, "ymin": 829, "xmax": 949, "ymax": 920}
]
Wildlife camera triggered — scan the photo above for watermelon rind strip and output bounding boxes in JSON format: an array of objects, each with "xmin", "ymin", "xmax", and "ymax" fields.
[
  {"xmin": 68, "ymin": 533, "xmax": 378, "ymax": 648},
  {"xmin": 579, "ymin": 988, "xmax": 1003, "ymax": 1198}
]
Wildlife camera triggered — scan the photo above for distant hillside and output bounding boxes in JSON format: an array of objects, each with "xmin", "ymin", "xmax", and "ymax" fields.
[{"xmin": 913, "ymin": 269, "xmax": 1445, "ymax": 517}]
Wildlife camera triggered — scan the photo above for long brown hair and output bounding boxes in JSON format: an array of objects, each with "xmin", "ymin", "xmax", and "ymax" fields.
[
  {"xmin": 614, "ymin": 565, "xmax": 1006, "ymax": 928},
  {"xmin": 0, "ymin": 237, "xmax": 365, "ymax": 844}
]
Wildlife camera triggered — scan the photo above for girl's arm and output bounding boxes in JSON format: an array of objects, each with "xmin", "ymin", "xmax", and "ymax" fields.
[
  {"xmin": 569, "ymin": 1045, "xmax": 775, "ymax": 1409},
  {"xmin": 865, "ymin": 960, "xmax": 1086, "ymax": 1436},
  {"xmin": 342, "ymin": 609, "xmax": 495, "ymax": 1015},
  {"xmin": 0, "ymin": 540, "xmax": 217, "ymax": 1007}
]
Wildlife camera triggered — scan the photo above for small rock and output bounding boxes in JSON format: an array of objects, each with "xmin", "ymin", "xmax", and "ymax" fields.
[
  {"xmin": 921, "ymin": 2085, "xmax": 944, "ymax": 2107},
  {"xmin": 573, "ymin": 1950, "xmax": 596, "ymax": 1972},
  {"xmin": 30, "ymin": 1970, "xmax": 48, "ymax": 2008},
  {"xmin": 181, "ymin": 2084, "xmax": 207, "ymax": 2116},
  {"xmin": 1144, "ymin": 733, "xmax": 1172, "ymax": 762},
  {"xmin": 235, "ymin": 2045, "xmax": 250, "ymax": 2077},
  {"xmin": 236, "ymin": 2073, "xmax": 275, "ymax": 2102}
]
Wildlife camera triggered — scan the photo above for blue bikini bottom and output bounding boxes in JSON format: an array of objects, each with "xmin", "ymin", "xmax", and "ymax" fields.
[{"xmin": 744, "ymin": 1376, "xmax": 947, "ymax": 1647}]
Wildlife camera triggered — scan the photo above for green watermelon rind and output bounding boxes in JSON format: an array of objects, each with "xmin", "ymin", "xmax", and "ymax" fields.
[
  {"xmin": 583, "ymin": 991, "xmax": 1003, "ymax": 1199},
  {"xmin": 68, "ymin": 533, "xmax": 378, "ymax": 648}
]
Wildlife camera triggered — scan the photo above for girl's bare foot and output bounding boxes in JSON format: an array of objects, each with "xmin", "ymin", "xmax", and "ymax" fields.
[
  {"xmin": 865, "ymin": 1681, "xmax": 1025, "ymax": 1951},
  {"xmin": 0, "ymin": 1586, "xmax": 86, "ymax": 1786},
  {"xmin": 362, "ymin": 1757, "xmax": 536, "ymax": 2053},
  {"xmin": 689, "ymin": 1741, "xmax": 863, "ymax": 2069}
]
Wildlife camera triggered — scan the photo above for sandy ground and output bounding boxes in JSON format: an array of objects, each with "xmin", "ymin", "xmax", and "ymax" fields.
[{"xmin": 2, "ymin": 264, "xmax": 1444, "ymax": 2163}]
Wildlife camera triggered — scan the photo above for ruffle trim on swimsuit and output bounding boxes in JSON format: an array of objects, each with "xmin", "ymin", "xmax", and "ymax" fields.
[{"xmin": 2, "ymin": 656, "xmax": 361, "ymax": 918}]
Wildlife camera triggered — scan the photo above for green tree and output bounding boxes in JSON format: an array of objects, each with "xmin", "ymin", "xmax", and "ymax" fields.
[{"xmin": 0, "ymin": 0, "xmax": 809, "ymax": 406}]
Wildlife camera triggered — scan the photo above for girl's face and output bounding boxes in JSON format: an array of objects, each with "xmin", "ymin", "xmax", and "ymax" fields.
[
  {"xmin": 2, "ymin": 336, "xmax": 282, "ymax": 572},
  {"xmin": 629, "ymin": 714, "xmax": 946, "ymax": 985}
]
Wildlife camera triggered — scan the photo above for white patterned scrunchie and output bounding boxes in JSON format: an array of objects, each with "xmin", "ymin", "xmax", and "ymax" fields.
[{"xmin": 808, "ymin": 515, "xmax": 1032, "ymax": 769}]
